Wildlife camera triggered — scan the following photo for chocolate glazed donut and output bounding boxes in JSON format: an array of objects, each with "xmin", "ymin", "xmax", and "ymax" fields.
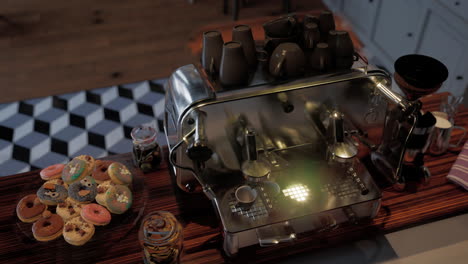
[
  {"xmin": 32, "ymin": 212, "xmax": 64, "ymax": 241},
  {"xmin": 16, "ymin": 194, "xmax": 47, "ymax": 223},
  {"xmin": 92, "ymin": 160, "xmax": 113, "ymax": 183}
]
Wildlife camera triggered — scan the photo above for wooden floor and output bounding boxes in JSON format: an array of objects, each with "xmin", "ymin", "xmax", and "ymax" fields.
[{"xmin": 0, "ymin": 0, "xmax": 324, "ymax": 103}]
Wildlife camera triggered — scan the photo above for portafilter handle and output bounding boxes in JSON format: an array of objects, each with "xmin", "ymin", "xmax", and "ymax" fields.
[{"xmin": 186, "ymin": 110, "xmax": 213, "ymax": 162}]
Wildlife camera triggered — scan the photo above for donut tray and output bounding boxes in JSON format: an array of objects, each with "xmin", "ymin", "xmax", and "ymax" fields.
[{"xmin": 14, "ymin": 158, "xmax": 148, "ymax": 262}]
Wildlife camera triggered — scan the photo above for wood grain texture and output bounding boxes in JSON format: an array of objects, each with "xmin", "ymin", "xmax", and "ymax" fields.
[
  {"xmin": 0, "ymin": 0, "xmax": 325, "ymax": 103},
  {"xmin": 0, "ymin": 93, "xmax": 467, "ymax": 263}
]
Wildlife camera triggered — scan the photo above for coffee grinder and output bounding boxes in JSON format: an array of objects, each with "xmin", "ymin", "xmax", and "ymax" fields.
[{"xmin": 371, "ymin": 54, "xmax": 449, "ymax": 191}]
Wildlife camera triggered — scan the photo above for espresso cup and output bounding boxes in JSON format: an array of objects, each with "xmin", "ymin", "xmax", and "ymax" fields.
[
  {"xmin": 232, "ymin": 25, "xmax": 257, "ymax": 69},
  {"xmin": 269, "ymin": 42, "xmax": 305, "ymax": 78},
  {"xmin": 235, "ymin": 185, "xmax": 257, "ymax": 209},
  {"xmin": 201, "ymin": 31, "xmax": 224, "ymax": 76},
  {"xmin": 219, "ymin": 41, "xmax": 249, "ymax": 87},
  {"xmin": 334, "ymin": 31, "xmax": 354, "ymax": 57},
  {"xmin": 263, "ymin": 15, "xmax": 297, "ymax": 38},
  {"xmin": 318, "ymin": 10, "xmax": 336, "ymax": 41},
  {"xmin": 309, "ymin": 42, "xmax": 332, "ymax": 72},
  {"xmin": 302, "ymin": 22, "xmax": 320, "ymax": 50},
  {"xmin": 303, "ymin": 14, "xmax": 319, "ymax": 27},
  {"xmin": 429, "ymin": 114, "xmax": 466, "ymax": 155}
]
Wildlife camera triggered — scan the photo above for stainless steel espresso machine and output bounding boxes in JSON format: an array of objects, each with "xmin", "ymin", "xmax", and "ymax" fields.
[
  {"xmin": 163, "ymin": 12, "xmax": 448, "ymax": 256},
  {"xmin": 163, "ymin": 61, "xmax": 421, "ymax": 255}
]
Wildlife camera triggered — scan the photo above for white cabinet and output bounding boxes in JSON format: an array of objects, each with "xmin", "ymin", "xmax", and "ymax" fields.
[
  {"xmin": 418, "ymin": 13, "xmax": 467, "ymax": 96},
  {"xmin": 436, "ymin": 0, "xmax": 468, "ymax": 22},
  {"xmin": 324, "ymin": 0, "xmax": 468, "ymax": 97},
  {"xmin": 343, "ymin": 0, "xmax": 379, "ymax": 37},
  {"xmin": 373, "ymin": 0, "xmax": 427, "ymax": 61},
  {"xmin": 322, "ymin": 0, "xmax": 343, "ymax": 13}
]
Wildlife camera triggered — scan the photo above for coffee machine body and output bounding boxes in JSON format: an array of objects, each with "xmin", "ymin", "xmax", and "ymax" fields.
[{"xmin": 164, "ymin": 63, "xmax": 406, "ymax": 255}]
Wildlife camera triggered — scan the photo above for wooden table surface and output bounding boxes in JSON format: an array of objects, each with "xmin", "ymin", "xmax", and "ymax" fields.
[{"xmin": 1, "ymin": 93, "xmax": 467, "ymax": 264}]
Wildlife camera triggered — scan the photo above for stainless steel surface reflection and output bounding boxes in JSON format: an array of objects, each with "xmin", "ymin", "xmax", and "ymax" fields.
[{"xmin": 164, "ymin": 63, "xmax": 391, "ymax": 255}]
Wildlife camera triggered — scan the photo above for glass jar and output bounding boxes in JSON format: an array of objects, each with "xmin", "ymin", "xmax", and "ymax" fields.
[
  {"xmin": 138, "ymin": 211, "xmax": 183, "ymax": 264},
  {"xmin": 131, "ymin": 125, "xmax": 162, "ymax": 173}
]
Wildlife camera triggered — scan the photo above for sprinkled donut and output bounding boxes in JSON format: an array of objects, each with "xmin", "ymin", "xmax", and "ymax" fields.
[
  {"xmin": 95, "ymin": 180, "xmax": 115, "ymax": 206},
  {"xmin": 92, "ymin": 160, "xmax": 113, "ymax": 183},
  {"xmin": 63, "ymin": 216, "xmax": 95, "ymax": 246},
  {"xmin": 16, "ymin": 194, "xmax": 47, "ymax": 223},
  {"xmin": 68, "ymin": 176, "xmax": 97, "ymax": 204},
  {"xmin": 76, "ymin": 155, "xmax": 95, "ymax": 176},
  {"xmin": 40, "ymin": 164, "xmax": 65, "ymax": 181},
  {"xmin": 105, "ymin": 185, "xmax": 133, "ymax": 214},
  {"xmin": 37, "ymin": 182, "xmax": 68, "ymax": 206},
  {"xmin": 57, "ymin": 197, "xmax": 83, "ymax": 221},
  {"xmin": 108, "ymin": 162, "xmax": 133, "ymax": 185},
  {"xmin": 32, "ymin": 211, "xmax": 64, "ymax": 242},
  {"xmin": 62, "ymin": 158, "xmax": 88, "ymax": 184},
  {"xmin": 80, "ymin": 203, "xmax": 111, "ymax": 226}
]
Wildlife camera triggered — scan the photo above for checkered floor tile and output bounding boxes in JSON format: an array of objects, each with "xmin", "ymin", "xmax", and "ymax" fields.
[{"xmin": 0, "ymin": 79, "xmax": 167, "ymax": 176}]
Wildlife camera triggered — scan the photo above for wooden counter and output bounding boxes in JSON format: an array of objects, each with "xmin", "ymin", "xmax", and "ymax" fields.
[{"xmin": 0, "ymin": 93, "xmax": 467, "ymax": 263}]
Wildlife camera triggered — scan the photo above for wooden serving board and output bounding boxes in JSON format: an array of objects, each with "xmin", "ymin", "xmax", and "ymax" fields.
[{"xmin": 0, "ymin": 93, "xmax": 467, "ymax": 264}]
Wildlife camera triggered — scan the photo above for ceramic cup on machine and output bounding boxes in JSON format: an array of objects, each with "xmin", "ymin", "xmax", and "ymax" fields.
[
  {"xmin": 269, "ymin": 42, "xmax": 305, "ymax": 78},
  {"xmin": 429, "ymin": 113, "xmax": 466, "ymax": 155},
  {"xmin": 329, "ymin": 30, "xmax": 355, "ymax": 70},
  {"xmin": 303, "ymin": 14, "xmax": 319, "ymax": 27},
  {"xmin": 318, "ymin": 10, "xmax": 335, "ymax": 42},
  {"xmin": 235, "ymin": 185, "xmax": 257, "ymax": 209},
  {"xmin": 262, "ymin": 15, "xmax": 297, "ymax": 38},
  {"xmin": 232, "ymin": 25, "xmax": 257, "ymax": 69},
  {"xmin": 309, "ymin": 42, "xmax": 332, "ymax": 72},
  {"xmin": 201, "ymin": 31, "xmax": 224, "ymax": 77},
  {"xmin": 302, "ymin": 22, "xmax": 320, "ymax": 50},
  {"xmin": 219, "ymin": 41, "xmax": 249, "ymax": 87},
  {"xmin": 263, "ymin": 15, "xmax": 298, "ymax": 54}
]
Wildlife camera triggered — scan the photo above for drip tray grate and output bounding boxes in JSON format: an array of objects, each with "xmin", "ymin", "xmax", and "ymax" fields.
[
  {"xmin": 228, "ymin": 192, "xmax": 269, "ymax": 220},
  {"xmin": 320, "ymin": 175, "xmax": 360, "ymax": 199}
]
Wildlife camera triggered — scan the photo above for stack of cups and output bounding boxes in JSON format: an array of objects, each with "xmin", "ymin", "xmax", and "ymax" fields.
[{"xmin": 201, "ymin": 24, "xmax": 260, "ymax": 87}]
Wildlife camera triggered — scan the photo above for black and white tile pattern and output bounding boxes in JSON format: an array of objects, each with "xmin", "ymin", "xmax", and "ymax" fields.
[{"xmin": 0, "ymin": 79, "xmax": 167, "ymax": 176}]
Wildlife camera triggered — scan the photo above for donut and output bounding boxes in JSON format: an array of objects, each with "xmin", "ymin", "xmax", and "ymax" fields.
[
  {"xmin": 95, "ymin": 180, "xmax": 115, "ymax": 206},
  {"xmin": 16, "ymin": 194, "xmax": 47, "ymax": 223},
  {"xmin": 57, "ymin": 197, "xmax": 83, "ymax": 221},
  {"xmin": 68, "ymin": 176, "xmax": 97, "ymax": 204},
  {"xmin": 37, "ymin": 182, "xmax": 68, "ymax": 206},
  {"xmin": 62, "ymin": 158, "xmax": 88, "ymax": 184},
  {"xmin": 32, "ymin": 211, "xmax": 64, "ymax": 242},
  {"xmin": 92, "ymin": 160, "xmax": 113, "ymax": 183},
  {"xmin": 40, "ymin": 164, "xmax": 65, "ymax": 181},
  {"xmin": 44, "ymin": 178, "xmax": 69, "ymax": 190},
  {"xmin": 63, "ymin": 216, "xmax": 95, "ymax": 246},
  {"xmin": 75, "ymin": 155, "xmax": 96, "ymax": 176},
  {"xmin": 105, "ymin": 185, "xmax": 133, "ymax": 214},
  {"xmin": 108, "ymin": 162, "xmax": 133, "ymax": 185},
  {"xmin": 80, "ymin": 203, "xmax": 111, "ymax": 226}
]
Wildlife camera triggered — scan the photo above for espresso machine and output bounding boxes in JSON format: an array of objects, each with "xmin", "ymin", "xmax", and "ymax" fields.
[
  {"xmin": 163, "ymin": 12, "xmax": 449, "ymax": 255},
  {"xmin": 163, "ymin": 60, "xmax": 415, "ymax": 255}
]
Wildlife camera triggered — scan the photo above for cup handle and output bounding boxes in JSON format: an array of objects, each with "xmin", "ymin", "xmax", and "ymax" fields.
[
  {"xmin": 272, "ymin": 55, "xmax": 285, "ymax": 77},
  {"xmin": 449, "ymin": 126, "xmax": 467, "ymax": 148}
]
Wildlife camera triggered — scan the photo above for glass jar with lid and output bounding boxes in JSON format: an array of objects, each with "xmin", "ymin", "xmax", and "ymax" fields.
[
  {"xmin": 138, "ymin": 211, "xmax": 183, "ymax": 264},
  {"xmin": 131, "ymin": 124, "xmax": 162, "ymax": 173}
]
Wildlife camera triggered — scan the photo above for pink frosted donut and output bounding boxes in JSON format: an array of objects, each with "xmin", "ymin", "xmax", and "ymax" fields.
[
  {"xmin": 80, "ymin": 203, "xmax": 111, "ymax": 226},
  {"xmin": 40, "ymin": 164, "xmax": 65, "ymax": 180}
]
